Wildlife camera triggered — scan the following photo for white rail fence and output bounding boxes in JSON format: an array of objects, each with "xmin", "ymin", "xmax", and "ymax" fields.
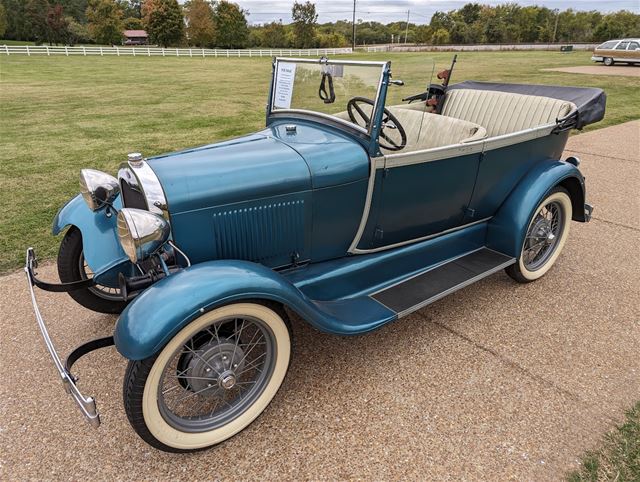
[{"xmin": 1, "ymin": 45, "xmax": 353, "ymax": 58}]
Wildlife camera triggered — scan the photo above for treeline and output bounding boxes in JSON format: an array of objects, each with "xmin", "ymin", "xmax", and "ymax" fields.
[{"xmin": 1, "ymin": 0, "xmax": 639, "ymax": 48}]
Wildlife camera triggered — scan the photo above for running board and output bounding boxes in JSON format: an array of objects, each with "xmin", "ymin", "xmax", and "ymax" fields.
[{"xmin": 371, "ymin": 248, "xmax": 515, "ymax": 318}]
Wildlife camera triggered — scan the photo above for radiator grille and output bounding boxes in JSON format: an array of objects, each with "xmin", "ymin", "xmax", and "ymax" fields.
[{"xmin": 212, "ymin": 200, "xmax": 306, "ymax": 264}]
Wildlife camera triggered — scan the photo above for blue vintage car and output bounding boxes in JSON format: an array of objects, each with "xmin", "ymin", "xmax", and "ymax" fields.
[{"xmin": 26, "ymin": 57, "xmax": 605, "ymax": 452}]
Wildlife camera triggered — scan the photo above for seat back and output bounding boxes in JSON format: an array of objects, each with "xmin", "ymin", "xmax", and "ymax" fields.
[
  {"xmin": 442, "ymin": 89, "xmax": 576, "ymax": 137},
  {"xmin": 386, "ymin": 107, "xmax": 486, "ymax": 152}
]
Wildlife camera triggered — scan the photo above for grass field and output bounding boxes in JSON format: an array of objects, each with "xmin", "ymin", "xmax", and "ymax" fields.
[{"xmin": 1, "ymin": 50, "xmax": 639, "ymax": 272}]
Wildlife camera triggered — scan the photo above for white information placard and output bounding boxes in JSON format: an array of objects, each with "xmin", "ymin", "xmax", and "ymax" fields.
[{"xmin": 273, "ymin": 62, "xmax": 297, "ymax": 109}]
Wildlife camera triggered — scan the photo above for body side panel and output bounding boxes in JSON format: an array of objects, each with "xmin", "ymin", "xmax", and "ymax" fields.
[{"xmin": 467, "ymin": 130, "xmax": 570, "ymax": 221}]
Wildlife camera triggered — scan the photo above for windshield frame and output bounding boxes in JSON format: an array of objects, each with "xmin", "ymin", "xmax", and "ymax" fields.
[{"xmin": 266, "ymin": 57, "xmax": 390, "ymax": 140}]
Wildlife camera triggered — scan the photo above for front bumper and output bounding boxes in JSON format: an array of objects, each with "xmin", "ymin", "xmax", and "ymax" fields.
[
  {"xmin": 591, "ymin": 56, "xmax": 602, "ymax": 62},
  {"xmin": 25, "ymin": 248, "xmax": 114, "ymax": 427}
]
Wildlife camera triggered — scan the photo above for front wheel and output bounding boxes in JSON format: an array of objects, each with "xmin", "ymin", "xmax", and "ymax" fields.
[
  {"xmin": 123, "ymin": 302, "xmax": 292, "ymax": 452},
  {"xmin": 57, "ymin": 227, "xmax": 127, "ymax": 313},
  {"xmin": 505, "ymin": 187, "xmax": 572, "ymax": 283},
  {"xmin": 603, "ymin": 57, "xmax": 614, "ymax": 66}
]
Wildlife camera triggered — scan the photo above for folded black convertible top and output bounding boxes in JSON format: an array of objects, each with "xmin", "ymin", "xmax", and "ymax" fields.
[{"xmin": 448, "ymin": 80, "xmax": 606, "ymax": 130}]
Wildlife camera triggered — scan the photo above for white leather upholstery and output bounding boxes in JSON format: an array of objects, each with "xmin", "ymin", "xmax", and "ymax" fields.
[
  {"xmin": 334, "ymin": 106, "xmax": 486, "ymax": 152},
  {"xmin": 385, "ymin": 107, "xmax": 486, "ymax": 152},
  {"xmin": 442, "ymin": 89, "xmax": 576, "ymax": 137}
]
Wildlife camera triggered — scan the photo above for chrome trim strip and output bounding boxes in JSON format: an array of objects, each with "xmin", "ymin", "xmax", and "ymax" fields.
[
  {"xmin": 394, "ymin": 256, "xmax": 515, "ymax": 318},
  {"xmin": 25, "ymin": 248, "xmax": 100, "ymax": 427},
  {"xmin": 351, "ymin": 217, "xmax": 492, "ymax": 255},
  {"xmin": 347, "ymin": 155, "xmax": 384, "ymax": 253}
]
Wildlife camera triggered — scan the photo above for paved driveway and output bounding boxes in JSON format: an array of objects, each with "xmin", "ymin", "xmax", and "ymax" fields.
[
  {"xmin": 542, "ymin": 65, "xmax": 640, "ymax": 77},
  {"xmin": 1, "ymin": 121, "xmax": 638, "ymax": 480}
]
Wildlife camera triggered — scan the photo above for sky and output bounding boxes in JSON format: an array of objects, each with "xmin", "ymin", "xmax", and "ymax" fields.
[{"xmin": 228, "ymin": 0, "xmax": 639, "ymax": 25}]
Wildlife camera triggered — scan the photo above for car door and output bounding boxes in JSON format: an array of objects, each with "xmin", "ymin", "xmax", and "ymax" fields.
[
  {"xmin": 355, "ymin": 147, "xmax": 481, "ymax": 251},
  {"xmin": 625, "ymin": 41, "xmax": 640, "ymax": 62}
]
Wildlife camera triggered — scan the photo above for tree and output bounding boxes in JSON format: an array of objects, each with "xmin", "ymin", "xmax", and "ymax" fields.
[
  {"xmin": 47, "ymin": 4, "xmax": 70, "ymax": 44},
  {"xmin": 25, "ymin": 0, "xmax": 50, "ymax": 43},
  {"xmin": 142, "ymin": 0, "xmax": 184, "ymax": 47},
  {"xmin": 123, "ymin": 16, "xmax": 143, "ymax": 29},
  {"xmin": 185, "ymin": 0, "xmax": 215, "ymax": 47},
  {"xmin": 86, "ymin": 0, "xmax": 124, "ymax": 45},
  {"xmin": 260, "ymin": 20, "xmax": 287, "ymax": 48},
  {"xmin": 212, "ymin": 1, "xmax": 248, "ymax": 48},
  {"xmin": 291, "ymin": 1, "xmax": 317, "ymax": 48},
  {"xmin": 66, "ymin": 15, "xmax": 90, "ymax": 44},
  {"xmin": 0, "ymin": 3, "xmax": 6, "ymax": 38},
  {"xmin": 431, "ymin": 27, "xmax": 450, "ymax": 45}
]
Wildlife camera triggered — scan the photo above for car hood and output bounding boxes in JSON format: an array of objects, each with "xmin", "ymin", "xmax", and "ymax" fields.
[
  {"xmin": 147, "ymin": 132, "xmax": 310, "ymax": 214},
  {"xmin": 146, "ymin": 121, "xmax": 369, "ymax": 215}
]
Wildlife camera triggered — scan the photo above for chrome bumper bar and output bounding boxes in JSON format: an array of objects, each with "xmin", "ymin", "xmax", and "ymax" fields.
[
  {"xmin": 25, "ymin": 248, "xmax": 113, "ymax": 428},
  {"xmin": 584, "ymin": 203, "xmax": 594, "ymax": 222}
]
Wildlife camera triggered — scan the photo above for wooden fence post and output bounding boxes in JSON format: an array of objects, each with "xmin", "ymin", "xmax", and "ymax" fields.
[
  {"xmin": 5, "ymin": 45, "xmax": 9, "ymax": 55},
  {"xmin": 100, "ymin": 47, "xmax": 103, "ymax": 56},
  {"xmin": 147, "ymin": 47, "xmax": 150, "ymax": 56},
  {"xmin": 82, "ymin": 46, "xmax": 86, "ymax": 56},
  {"xmin": 65, "ymin": 45, "xmax": 68, "ymax": 56},
  {"xmin": 46, "ymin": 45, "xmax": 50, "ymax": 56},
  {"xmin": 26, "ymin": 45, "xmax": 30, "ymax": 56}
]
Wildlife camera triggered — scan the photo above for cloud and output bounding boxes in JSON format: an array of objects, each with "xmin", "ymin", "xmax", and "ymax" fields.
[{"xmin": 230, "ymin": 0, "xmax": 638, "ymax": 25}]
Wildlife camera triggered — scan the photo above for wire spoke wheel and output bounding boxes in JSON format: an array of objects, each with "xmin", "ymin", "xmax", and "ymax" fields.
[
  {"xmin": 124, "ymin": 303, "xmax": 291, "ymax": 452},
  {"xmin": 505, "ymin": 187, "xmax": 572, "ymax": 284},
  {"xmin": 157, "ymin": 315, "xmax": 276, "ymax": 432},
  {"xmin": 522, "ymin": 200, "xmax": 565, "ymax": 271},
  {"xmin": 78, "ymin": 252, "xmax": 123, "ymax": 301}
]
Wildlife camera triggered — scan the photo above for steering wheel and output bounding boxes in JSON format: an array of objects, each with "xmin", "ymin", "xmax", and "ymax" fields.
[{"xmin": 347, "ymin": 96, "xmax": 407, "ymax": 151}]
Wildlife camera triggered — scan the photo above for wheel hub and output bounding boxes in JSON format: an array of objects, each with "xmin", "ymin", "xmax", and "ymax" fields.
[
  {"xmin": 532, "ymin": 219, "xmax": 553, "ymax": 244},
  {"xmin": 184, "ymin": 338, "xmax": 246, "ymax": 396}
]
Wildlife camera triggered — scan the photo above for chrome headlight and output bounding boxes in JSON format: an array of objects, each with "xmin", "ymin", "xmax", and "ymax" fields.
[
  {"xmin": 80, "ymin": 169, "xmax": 120, "ymax": 211},
  {"xmin": 117, "ymin": 208, "xmax": 170, "ymax": 263}
]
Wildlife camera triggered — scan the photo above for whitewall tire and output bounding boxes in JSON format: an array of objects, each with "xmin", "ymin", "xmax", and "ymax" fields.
[
  {"xmin": 506, "ymin": 187, "xmax": 572, "ymax": 283},
  {"xmin": 123, "ymin": 302, "xmax": 291, "ymax": 452}
]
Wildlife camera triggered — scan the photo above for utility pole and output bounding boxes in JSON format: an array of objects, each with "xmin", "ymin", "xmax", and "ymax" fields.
[
  {"xmin": 404, "ymin": 10, "xmax": 410, "ymax": 44},
  {"xmin": 352, "ymin": 0, "xmax": 356, "ymax": 50},
  {"xmin": 552, "ymin": 8, "xmax": 559, "ymax": 43}
]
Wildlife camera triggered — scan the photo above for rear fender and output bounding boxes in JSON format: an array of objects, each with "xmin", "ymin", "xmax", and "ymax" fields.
[
  {"xmin": 486, "ymin": 159, "xmax": 586, "ymax": 258},
  {"xmin": 113, "ymin": 260, "xmax": 392, "ymax": 360},
  {"xmin": 53, "ymin": 194, "xmax": 130, "ymax": 285}
]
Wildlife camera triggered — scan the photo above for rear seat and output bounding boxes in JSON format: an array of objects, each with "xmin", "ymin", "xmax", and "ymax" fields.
[{"xmin": 441, "ymin": 89, "xmax": 576, "ymax": 138}]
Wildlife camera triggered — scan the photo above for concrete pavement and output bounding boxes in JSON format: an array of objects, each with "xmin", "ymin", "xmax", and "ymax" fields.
[{"xmin": 1, "ymin": 121, "xmax": 638, "ymax": 480}]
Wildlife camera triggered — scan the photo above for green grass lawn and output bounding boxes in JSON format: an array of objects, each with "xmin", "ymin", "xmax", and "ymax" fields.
[
  {"xmin": 0, "ymin": 50, "xmax": 639, "ymax": 272},
  {"xmin": 568, "ymin": 401, "xmax": 640, "ymax": 481}
]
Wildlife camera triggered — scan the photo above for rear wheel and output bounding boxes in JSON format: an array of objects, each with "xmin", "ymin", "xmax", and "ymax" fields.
[
  {"xmin": 603, "ymin": 57, "xmax": 614, "ymax": 66},
  {"xmin": 123, "ymin": 302, "xmax": 292, "ymax": 452},
  {"xmin": 57, "ymin": 227, "xmax": 127, "ymax": 314},
  {"xmin": 505, "ymin": 187, "xmax": 572, "ymax": 283}
]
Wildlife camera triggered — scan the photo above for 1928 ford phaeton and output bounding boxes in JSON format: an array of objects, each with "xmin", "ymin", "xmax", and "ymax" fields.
[{"xmin": 26, "ymin": 57, "xmax": 605, "ymax": 452}]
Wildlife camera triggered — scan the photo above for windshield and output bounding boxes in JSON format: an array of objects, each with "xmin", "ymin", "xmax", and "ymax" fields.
[
  {"xmin": 270, "ymin": 57, "xmax": 438, "ymax": 153},
  {"xmin": 270, "ymin": 58, "xmax": 385, "ymax": 131}
]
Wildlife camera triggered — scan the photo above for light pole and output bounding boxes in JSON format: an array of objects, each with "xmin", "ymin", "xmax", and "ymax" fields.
[
  {"xmin": 552, "ymin": 8, "xmax": 559, "ymax": 44},
  {"xmin": 352, "ymin": 0, "xmax": 356, "ymax": 50},
  {"xmin": 404, "ymin": 10, "xmax": 410, "ymax": 44}
]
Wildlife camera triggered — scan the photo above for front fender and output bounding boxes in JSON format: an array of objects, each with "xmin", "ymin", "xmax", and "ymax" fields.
[
  {"xmin": 486, "ymin": 159, "xmax": 585, "ymax": 257},
  {"xmin": 53, "ymin": 194, "xmax": 130, "ymax": 285},
  {"xmin": 114, "ymin": 260, "xmax": 395, "ymax": 360}
]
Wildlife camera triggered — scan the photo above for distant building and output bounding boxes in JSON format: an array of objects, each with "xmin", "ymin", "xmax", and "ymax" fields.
[{"xmin": 123, "ymin": 30, "xmax": 149, "ymax": 46}]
